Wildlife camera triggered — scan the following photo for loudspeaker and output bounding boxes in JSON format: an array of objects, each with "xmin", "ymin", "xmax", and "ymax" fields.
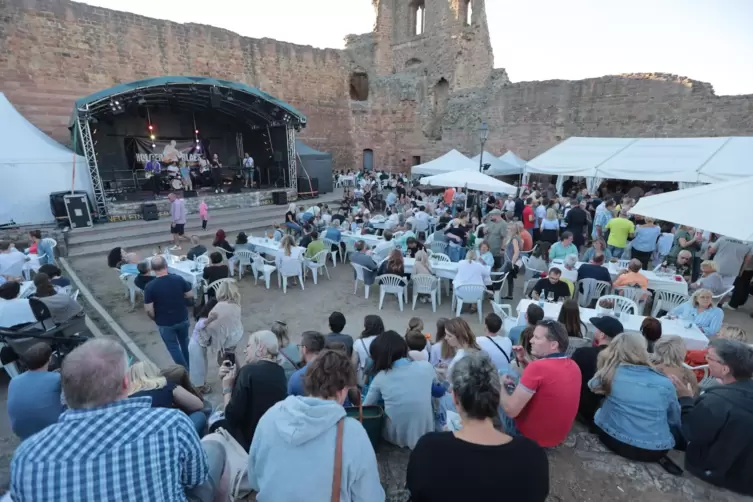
[
  {"xmin": 64, "ymin": 194, "xmax": 94, "ymax": 229},
  {"xmin": 272, "ymin": 191, "xmax": 288, "ymax": 205},
  {"xmin": 228, "ymin": 176, "xmax": 243, "ymax": 194},
  {"xmin": 210, "ymin": 87, "xmax": 222, "ymax": 108},
  {"xmin": 49, "ymin": 191, "xmax": 94, "ymax": 227},
  {"xmin": 273, "ymin": 151, "xmax": 283, "ymax": 162},
  {"xmin": 142, "ymin": 203, "xmax": 159, "ymax": 221},
  {"xmin": 183, "ymin": 190, "xmax": 198, "ymax": 198}
]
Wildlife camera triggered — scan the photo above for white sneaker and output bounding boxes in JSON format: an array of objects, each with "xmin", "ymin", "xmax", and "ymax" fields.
[
  {"xmin": 722, "ymin": 303, "xmax": 737, "ymax": 310},
  {"xmin": 215, "ymin": 189, "xmax": 219, "ymax": 193},
  {"xmin": 169, "ymin": 245, "xmax": 181, "ymax": 251}
]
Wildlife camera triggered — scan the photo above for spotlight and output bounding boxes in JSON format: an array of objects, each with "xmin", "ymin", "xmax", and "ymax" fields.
[
  {"xmin": 151, "ymin": 143, "xmax": 156, "ymax": 148},
  {"xmin": 196, "ymin": 139, "xmax": 200, "ymax": 143},
  {"xmin": 148, "ymin": 125, "xmax": 154, "ymax": 131},
  {"xmin": 150, "ymin": 134, "xmax": 155, "ymax": 140},
  {"xmin": 195, "ymin": 129, "xmax": 199, "ymax": 134}
]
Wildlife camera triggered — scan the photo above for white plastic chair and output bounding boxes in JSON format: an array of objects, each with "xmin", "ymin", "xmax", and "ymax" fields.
[
  {"xmin": 575, "ymin": 279, "xmax": 612, "ymax": 308},
  {"xmin": 430, "ymin": 252, "xmax": 451, "ymax": 263},
  {"xmin": 4, "ymin": 255, "xmax": 25, "ymax": 279},
  {"xmin": 651, "ymin": 290, "xmax": 689, "ymax": 317},
  {"xmin": 304, "ymin": 250, "xmax": 331, "ymax": 285},
  {"xmin": 453, "ymin": 284, "xmax": 487, "ymax": 324},
  {"xmin": 490, "ymin": 301, "xmax": 512, "ymax": 320},
  {"xmin": 119, "ymin": 273, "xmax": 143, "ymax": 308},
  {"xmin": 712, "ymin": 285, "xmax": 734, "ymax": 302},
  {"xmin": 250, "ymin": 252, "xmax": 276, "ymax": 289},
  {"xmin": 323, "ymin": 238, "xmax": 341, "ymax": 267},
  {"xmin": 613, "ymin": 286, "xmax": 651, "ymax": 315},
  {"xmin": 430, "ymin": 241, "xmax": 448, "ymax": 255},
  {"xmin": 598, "ymin": 294, "xmax": 638, "ymax": 314},
  {"xmin": 343, "ymin": 240, "xmax": 357, "ymax": 262},
  {"xmin": 524, "ymin": 278, "xmax": 539, "ymax": 298},
  {"xmin": 207, "ymin": 277, "xmax": 233, "ymax": 297},
  {"xmin": 195, "ymin": 254, "xmax": 211, "ymax": 267},
  {"xmin": 277, "ymin": 258, "xmax": 305, "ymax": 294},
  {"xmin": 488, "ymin": 271, "xmax": 509, "ymax": 304},
  {"xmin": 351, "ymin": 263, "xmax": 372, "ymax": 298},
  {"xmin": 71, "ymin": 289, "xmax": 80, "ymax": 302},
  {"xmin": 682, "ymin": 363, "xmax": 717, "ymax": 391},
  {"xmin": 40, "ymin": 238, "xmax": 57, "ymax": 263},
  {"xmin": 232, "ymin": 250, "xmax": 254, "ymax": 279},
  {"xmin": 411, "ymin": 274, "xmax": 440, "ymax": 312},
  {"xmin": 377, "ymin": 274, "xmax": 408, "ymax": 311}
]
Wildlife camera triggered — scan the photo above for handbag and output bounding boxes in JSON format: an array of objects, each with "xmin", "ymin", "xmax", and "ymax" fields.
[
  {"xmin": 201, "ymin": 427, "xmax": 253, "ymax": 501},
  {"xmin": 344, "ymin": 399, "xmax": 384, "ymax": 451}
]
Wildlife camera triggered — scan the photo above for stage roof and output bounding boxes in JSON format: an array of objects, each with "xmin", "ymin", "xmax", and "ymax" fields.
[{"xmin": 69, "ymin": 76, "xmax": 307, "ymax": 130}]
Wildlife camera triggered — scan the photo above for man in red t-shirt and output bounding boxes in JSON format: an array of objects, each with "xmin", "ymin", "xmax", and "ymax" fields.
[
  {"xmin": 443, "ymin": 187, "xmax": 455, "ymax": 206},
  {"xmin": 500, "ymin": 320, "xmax": 581, "ymax": 447},
  {"xmin": 521, "ymin": 198, "xmax": 535, "ymax": 232}
]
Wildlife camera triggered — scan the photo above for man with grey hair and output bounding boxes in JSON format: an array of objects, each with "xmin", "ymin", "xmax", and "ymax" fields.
[
  {"xmin": 144, "ymin": 255, "xmax": 193, "ymax": 369},
  {"xmin": 10, "ymin": 339, "xmax": 209, "ymax": 501},
  {"xmin": 499, "ymin": 320, "xmax": 581, "ymax": 448},
  {"xmin": 671, "ymin": 338, "xmax": 753, "ymax": 495}
]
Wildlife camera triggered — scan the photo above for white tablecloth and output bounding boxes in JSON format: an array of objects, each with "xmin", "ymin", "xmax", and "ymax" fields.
[
  {"xmin": 404, "ymin": 257, "xmax": 458, "ymax": 277},
  {"xmin": 515, "ymin": 299, "xmax": 708, "ymax": 350},
  {"xmin": 165, "ymin": 258, "xmax": 203, "ymax": 288},
  {"xmin": 552, "ymin": 261, "xmax": 689, "ymax": 296},
  {"xmin": 248, "ymin": 236, "xmax": 305, "ymax": 257},
  {"xmin": 340, "ymin": 232, "xmax": 384, "ymax": 248}
]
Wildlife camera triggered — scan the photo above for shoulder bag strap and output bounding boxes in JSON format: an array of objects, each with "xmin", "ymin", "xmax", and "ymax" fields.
[
  {"xmin": 280, "ymin": 348, "xmax": 299, "ymax": 368},
  {"xmin": 359, "ymin": 339, "xmax": 369, "ymax": 367},
  {"xmin": 331, "ymin": 418, "xmax": 345, "ymax": 502},
  {"xmin": 486, "ymin": 337, "xmax": 511, "ymax": 364}
]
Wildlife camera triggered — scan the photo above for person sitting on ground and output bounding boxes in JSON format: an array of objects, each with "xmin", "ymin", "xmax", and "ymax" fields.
[
  {"xmin": 531, "ymin": 268, "xmax": 571, "ymax": 302},
  {"xmin": 287, "ymin": 331, "xmax": 326, "ymax": 396},
  {"xmin": 32, "ymin": 272, "xmax": 83, "ymax": 323},
  {"xmin": 212, "ymin": 229, "xmax": 234, "ymax": 259},
  {"xmin": 582, "ymin": 238, "xmax": 612, "ymax": 263},
  {"xmin": 7, "ymin": 343, "xmax": 63, "ymax": 440},
  {"xmin": 352, "ymin": 315, "xmax": 385, "ymax": 384},
  {"xmin": 650, "ymin": 335, "xmax": 699, "ymax": 397},
  {"xmin": 613, "ymin": 258, "xmax": 649, "ymax": 290},
  {"xmin": 476, "ymin": 313, "xmax": 513, "ymax": 373},
  {"xmin": 272, "ymin": 320, "xmax": 303, "ymax": 380},
  {"xmin": 672, "ymin": 338, "xmax": 753, "ymax": 496},
  {"xmin": 508, "ymin": 303, "xmax": 544, "ymax": 346},
  {"xmin": 134, "ymin": 261, "xmax": 155, "ymax": 291},
  {"xmin": 548, "ymin": 232, "xmax": 578, "ymax": 261},
  {"xmin": 640, "ymin": 317, "xmax": 662, "ymax": 353},
  {"xmin": 106, "ymin": 246, "xmax": 126, "ymax": 269},
  {"xmin": 576, "ymin": 253, "xmax": 612, "ymax": 285},
  {"xmin": 0, "ymin": 281, "xmax": 36, "ymax": 329},
  {"xmin": 666, "ymin": 288, "xmax": 723, "ymax": 336},
  {"xmin": 429, "ymin": 317, "xmax": 455, "ymax": 368},
  {"xmin": 589, "ymin": 333, "xmax": 681, "ymax": 463},
  {"xmin": 406, "ymin": 328, "xmax": 430, "ymax": 362},
  {"xmin": 363, "ymin": 330, "xmax": 437, "ymax": 449},
  {"xmin": 119, "ymin": 253, "xmax": 141, "ymax": 275},
  {"xmin": 202, "ymin": 251, "xmax": 229, "ymax": 298},
  {"xmin": 500, "ymin": 320, "xmax": 581, "ymax": 447},
  {"xmin": 10, "ymin": 339, "xmax": 210, "ymax": 501},
  {"xmin": 186, "ymin": 236, "xmax": 207, "ymax": 261},
  {"xmin": 127, "ymin": 361, "xmax": 206, "ymax": 435},
  {"xmin": 326, "ymin": 311, "xmax": 354, "ymax": 356},
  {"xmin": 377, "ymin": 248, "xmax": 406, "ymax": 278},
  {"xmin": 38, "ymin": 264, "xmax": 70, "ymax": 289},
  {"xmin": 444, "ymin": 317, "xmax": 482, "ymax": 379},
  {"xmin": 572, "ymin": 316, "xmax": 623, "ymax": 427},
  {"xmin": 689, "ymin": 260, "xmax": 726, "ymax": 296},
  {"xmin": 216, "ymin": 330, "xmax": 288, "ymax": 451},
  {"xmin": 249, "ymin": 349, "xmax": 385, "ymax": 501},
  {"xmin": 407, "ymin": 352, "xmax": 549, "ymax": 502}
]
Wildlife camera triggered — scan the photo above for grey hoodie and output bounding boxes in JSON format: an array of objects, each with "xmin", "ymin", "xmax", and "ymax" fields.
[{"xmin": 249, "ymin": 395, "xmax": 385, "ymax": 502}]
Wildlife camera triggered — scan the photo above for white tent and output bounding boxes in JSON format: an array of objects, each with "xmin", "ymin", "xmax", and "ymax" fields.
[
  {"xmin": 470, "ymin": 151, "xmax": 524, "ymax": 176},
  {"xmin": 420, "ymin": 169, "xmax": 517, "ymax": 194},
  {"xmin": 499, "ymin": 151, "xmax": 527, "ymax": 169},
  {"xmin": 525, "ymin": 136, "xmax": 753, "ymax": 183},
  {"xmin": 629, "ymin": 178, "xmax": 753, "ymax": 241},
  {"xmin": 410, "ymin": 149, "xmax": 478, "ymax": 176},
  {"xmin": 0, "ymin": 93, "xmax": 92, "ymax": 225}
]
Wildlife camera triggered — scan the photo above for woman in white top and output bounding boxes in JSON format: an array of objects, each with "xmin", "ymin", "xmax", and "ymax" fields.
[
  {"xmin": 363, "ymin": 330, "xmax": 436, "ymax": 449},
  {"xmin": 275, "ymin": 235, "xmax": 303, "ymax": 282},
  {"xmin": 539, "ymin": 208, "xmax": 560, "ymax": 244},
  {"xmin": 453, "ymin": 250, "xmax": 490, "ymax": 288},
  {"xmin": 352, "ymin": 314, "xmax": 385, "ymax": 385},
  {"xmin": 429, "ymin": 317, "xmax": 455, "ymax": 368}
]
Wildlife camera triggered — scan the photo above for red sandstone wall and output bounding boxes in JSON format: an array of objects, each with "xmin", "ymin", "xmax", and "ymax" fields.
[{"xmin": 0, "ymin": 0, "xmax": 356, "ymax": 168}]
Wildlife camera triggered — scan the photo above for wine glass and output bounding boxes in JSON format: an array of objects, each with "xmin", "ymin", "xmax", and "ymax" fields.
[{"xmin": 547, "ymin": 291, "xmax": 554, "ymax": 303}]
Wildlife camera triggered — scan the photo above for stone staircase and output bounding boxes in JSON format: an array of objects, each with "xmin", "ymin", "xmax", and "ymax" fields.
[{"xmin": 66, "ymin": 192, "xmax": 343, "ymax": 257}]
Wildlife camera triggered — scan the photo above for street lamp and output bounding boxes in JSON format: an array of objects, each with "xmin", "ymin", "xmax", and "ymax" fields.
[{"xmin": 477, "ymin": 122, "xmax": 489, "ymax": 173}]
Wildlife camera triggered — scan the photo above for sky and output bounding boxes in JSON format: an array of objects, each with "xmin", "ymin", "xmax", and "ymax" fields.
[{"xmin": 82, "ymin": 0, "xmax": 753, "ymax": 96}]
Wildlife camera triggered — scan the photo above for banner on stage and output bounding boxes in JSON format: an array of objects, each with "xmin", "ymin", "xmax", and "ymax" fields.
[{"xmin": 131, "ymin": 138, "xmax": 205, "ymax": 167}]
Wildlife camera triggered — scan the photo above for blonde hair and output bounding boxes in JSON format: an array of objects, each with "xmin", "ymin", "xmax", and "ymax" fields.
[
  {"xmin": 591, "ymin": 333, "xmax": 649, "ymax": 395},
  {"xmin": 700, "ymin": 260, "xmax": 718, "ymax": 273},
  {"xmin": 280, "ymin": 235, "xmax": 295, "ymax": 257},
  {"xmin": 248, "ymin": 330, "xmax": 280, "ymax": 360},
  {"xmin": 505, "ymin": 222, "xmax": 521, "ymax": 244},
  {"xmin": 545, "ymin": 208, "xmax": 557, "ymax": 220},
  {"xmin": 216, "ymin": 279, "xmax": 241, "ymax": 304},
  {"xmin": 415, "ymin": 249, "xmax": 430, "ymax": 267},
  {"xmin": 650, "ymin": 335, "xmax": 687, "ymax": 367},
  {"xmin": 127, "ymin": 361, "xmax": 167, "ymax": 395},
  {"xmin": 718, "ymin": 324, "xmax": 748, "ymax": 343},
  {"xmin": 691, "ymin": 288, "xmax": 713, "ymax": 308},
  {"xmin": 465, "ymin": 249, "xmax": 478, "ymax": 262}
]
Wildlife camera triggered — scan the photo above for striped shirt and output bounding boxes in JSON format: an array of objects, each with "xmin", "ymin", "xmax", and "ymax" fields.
[
  {"xmin": 669, "ymin": 302, "xmax": 724, "ymax": 336},
  {"xmin": 11, "ymin": 398, "xmax": 207, "ymax": 502},
  {"xmin": 591, "ymin": 208, "xmax": 612, "ymax": 239}
]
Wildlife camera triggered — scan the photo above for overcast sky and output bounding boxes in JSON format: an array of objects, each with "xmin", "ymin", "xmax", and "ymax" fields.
[{"xmin": 82, "ymin": 0, "xmax": 753, "ymax": 95}]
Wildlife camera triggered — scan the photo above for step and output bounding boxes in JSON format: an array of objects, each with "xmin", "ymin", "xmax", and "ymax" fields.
[{"xmin": 67, "ymin": 215, "xmax": 284, "ymax": 257}]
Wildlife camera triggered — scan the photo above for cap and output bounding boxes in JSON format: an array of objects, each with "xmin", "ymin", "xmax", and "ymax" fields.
[
  {"xmin": 589, "ymin": 316, "xmax": 624, "ymax": 338},
  {"xmin": 487, "ymin": 209, "xmax": 503, "ymax": 216}
]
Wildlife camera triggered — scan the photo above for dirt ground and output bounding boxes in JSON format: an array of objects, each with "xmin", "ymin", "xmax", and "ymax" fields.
[{"xmin": 1, "ymin": 241, "xmax": 752, "ymax": 500}]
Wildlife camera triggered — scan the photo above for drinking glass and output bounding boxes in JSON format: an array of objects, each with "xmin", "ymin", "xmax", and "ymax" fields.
[{"xmin": 547, "ymin": 291, "xmax": 554, "ymax": 303}]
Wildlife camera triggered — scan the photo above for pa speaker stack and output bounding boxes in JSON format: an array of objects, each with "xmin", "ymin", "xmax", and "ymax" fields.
[
  {"xmin": 297, "ymin": 177, "xmax": 319, "ymax": 199},
  {"xmin": 272, "ymin": 191, "xmax": 288, "ymax": 205},
  {"xmin": 142, "ymin": 203, "xmax": 159, "ymax": 221}
]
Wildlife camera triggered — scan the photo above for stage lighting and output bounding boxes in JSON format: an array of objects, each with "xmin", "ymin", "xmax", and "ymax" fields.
[
  {"xmin": 151, "ymin": 143, "xmax": 156, "ymax": 148},
  {"xmin": 195, "ymin": 129, "xmax": 199, "ymax": 134},
  {"xmin": 150, "ymin": 134, "xmax": 156, "ymax": 140}
]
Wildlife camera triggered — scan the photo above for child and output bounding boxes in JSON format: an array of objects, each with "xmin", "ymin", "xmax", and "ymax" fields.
[
  {"xmin": 405, "ymin": 317, "xmax": 431, "ymax": 361},
  {"xmin": 199, "ymin": 199, "xmax": 208, "ymax": 230},
  {"xmin": 188, "ymin": 299, "xmax": 217, "ymax": 393}
]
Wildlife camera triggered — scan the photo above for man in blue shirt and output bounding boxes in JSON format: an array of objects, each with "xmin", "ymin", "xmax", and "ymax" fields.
[
  {"xmin": 7, "ymin": 342, "xmax": 63, "ymax": 439},
  {"xmin": 288, "ymin": 331, "xmax": 326, "ymax": 396},
  {"xmin": 577, "ymin": 254, "xmax": 613, "ymax": 284},
  {"xmin": 144, "ymin": 256, "xmax": 193, "ymax": 369}
]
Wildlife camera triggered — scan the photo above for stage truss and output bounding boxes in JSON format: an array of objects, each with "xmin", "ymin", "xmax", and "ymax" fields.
[
  {"xmin": 76, "ymin": 107, "xmax": 109, "ymax": 218},
  {"xmin": 287, "ymin": 126, "xmax": 297, "ymax": 192}
]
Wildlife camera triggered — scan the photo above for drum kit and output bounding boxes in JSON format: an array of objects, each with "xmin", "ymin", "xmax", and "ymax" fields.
[{"xmin": 144, "ymin": 169, "xmax": 185, "ymax": 190}]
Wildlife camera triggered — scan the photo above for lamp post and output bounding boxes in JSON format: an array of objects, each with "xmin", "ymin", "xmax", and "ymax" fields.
[{"xmin": 477, "ymin": 122, "xmax": 489, "ymax": 173}]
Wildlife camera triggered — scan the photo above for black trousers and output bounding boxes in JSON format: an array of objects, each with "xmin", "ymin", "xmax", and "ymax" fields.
[
  {"xmin": 631, "ymin": 249, "xmax": 653, "ymax": 270},
  {"xmin": 597, "ymin": 427, "xmax": 668, "ymax": 462},
  {"xmin": 212, "ymin": 169, "xmax": 222, "ymax": 190},
  {"xmin": 152, "ymin": 172, "xmax": 162, "ymax": 195},
  {"xmin": 729, "ymin": 270, "xmax": 753, "ymax": 308}
]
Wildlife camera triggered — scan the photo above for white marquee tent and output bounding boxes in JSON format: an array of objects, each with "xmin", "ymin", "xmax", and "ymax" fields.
[
  {"xmin": 630, "ymin": 177, "xmax": 753, "ymax": 241},
  {"xmin": 0, "ymin": 93, "xmax": 92, "ymax": 225},
  {"xmin": 470, "ymin": 151, "xmax": 524, "ymax": 176},
  {"xmin": 499, "ymin": 151, "xmax": 527, "ymax": 170},
  {"xmin": 420, "ymin": 169, "xmax": 517, "ymax": 194},
  {"xmin": 525, "ymin": 136, "xmax": 753, "ymax": 184},
  {"xmin": 410, "ymin": 149, "xmax": 478, "ymax": 176}
]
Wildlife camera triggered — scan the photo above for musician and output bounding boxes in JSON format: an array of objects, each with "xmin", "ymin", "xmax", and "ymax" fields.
[
  {"xmin": 145, "ymin": 156, "xmax": 162, "ymax": 196},
  {"xmin": 211, "ymin": 153, "xmax": 223, "ymax": 193},
  {"xmin": 179, "ymin": 160, "xmax": 192, "ymax": 191},
  {"xmin": 243, "ymin": 153, "xmax": 255, "ymax": 189}
]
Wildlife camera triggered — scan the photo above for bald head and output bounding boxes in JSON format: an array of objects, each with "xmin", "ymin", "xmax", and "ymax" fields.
[
  {"xmin": 61, "ymin": 339, "xmax": 129, "ymax": 409},
  {"xmin": 150, "ymin": 255, "xmax": 167, "ymax": 272}
]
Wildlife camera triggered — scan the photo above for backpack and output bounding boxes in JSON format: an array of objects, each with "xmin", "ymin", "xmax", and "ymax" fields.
[{"xmin": 200, "ymin": 427, "xmax": 253, "ymax": 501}]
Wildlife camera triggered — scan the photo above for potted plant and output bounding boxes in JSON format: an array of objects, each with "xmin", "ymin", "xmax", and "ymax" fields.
[{"xmin": 596, "ymin": 298, "xmax": 615, "ymax": 316}]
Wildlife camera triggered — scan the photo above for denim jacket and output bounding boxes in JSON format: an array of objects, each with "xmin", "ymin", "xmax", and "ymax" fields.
[{"xmin": 589, "ymin": 364, "xmax": 681, "ymax": 450}]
